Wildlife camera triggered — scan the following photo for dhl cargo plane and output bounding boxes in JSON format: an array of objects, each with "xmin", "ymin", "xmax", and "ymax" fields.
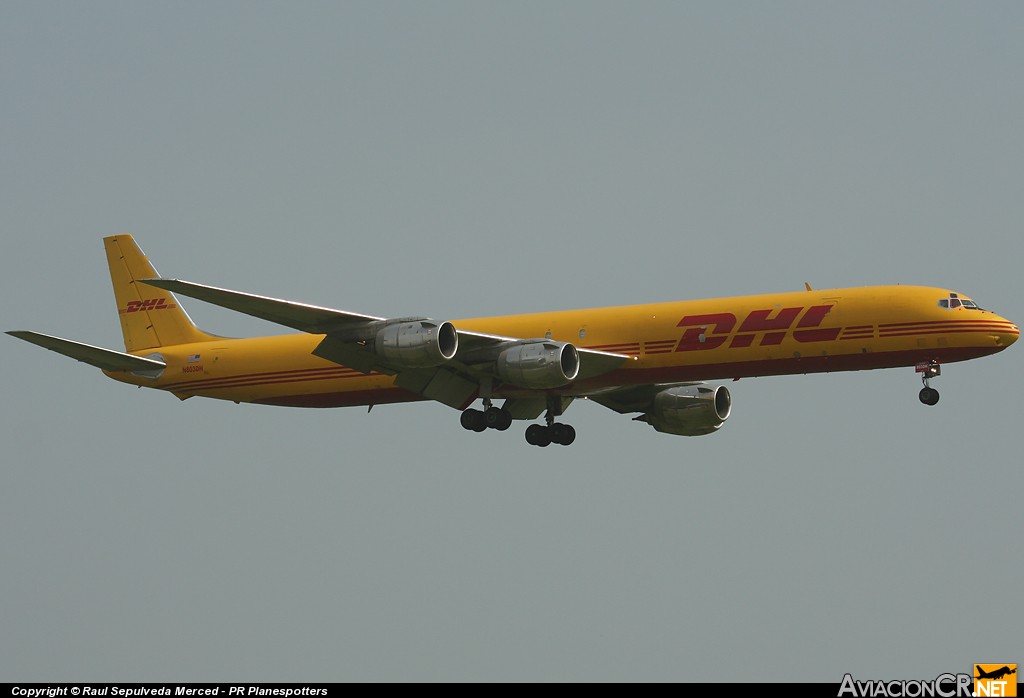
[{"xmin": 7, "ymin": 236, "xmax": 1019, "ymax": 446}]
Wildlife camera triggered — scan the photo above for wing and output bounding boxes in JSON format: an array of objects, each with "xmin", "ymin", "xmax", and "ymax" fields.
[
  {"xmin": 141, "ymin": 278, "xmax": 630, "ymax": 408},
  {"xmin": 141, "ymin": 278, "xmax": 383, "ymax": 333},
  {"xmin": 7, "ymin": 330, "xmax": 167, "ymax": 374}
]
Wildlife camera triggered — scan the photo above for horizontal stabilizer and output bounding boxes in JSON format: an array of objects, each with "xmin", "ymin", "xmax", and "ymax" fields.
[
  {"xmin": 141, "ymin": 278, "xmax": 383, "ymax": 334},
  {"xmin": 6, "ymin": 331, "xmax": 166, "ymax": 373}
]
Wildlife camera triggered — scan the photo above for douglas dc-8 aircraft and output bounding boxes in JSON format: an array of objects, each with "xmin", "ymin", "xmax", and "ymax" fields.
[{"xmin": 7, "ymin": 236, "xmax": 1019, "ymax": 446}]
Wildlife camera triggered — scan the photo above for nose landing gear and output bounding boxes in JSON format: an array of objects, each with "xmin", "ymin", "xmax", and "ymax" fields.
[
  {"xmin": 917, "ymin": 361, "xmax": 941, "ymax": 406},
  {"xmin": 919, "ymin": 386, "xmax": 939, "ymax": 406}
]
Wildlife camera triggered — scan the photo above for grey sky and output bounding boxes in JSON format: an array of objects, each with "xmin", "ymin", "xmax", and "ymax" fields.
[{"xmin": 2, "ymin": 1, "xmax": 1021, "ymax": 681}]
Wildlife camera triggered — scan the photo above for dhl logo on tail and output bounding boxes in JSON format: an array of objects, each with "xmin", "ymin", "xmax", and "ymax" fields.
[{"xmin": 120, "ymin": 298, "xmax": 176, "ymax": 314}]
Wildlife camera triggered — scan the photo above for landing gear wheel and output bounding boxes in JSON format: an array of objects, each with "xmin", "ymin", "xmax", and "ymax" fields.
[
  {"xmin": 550, "ymin": 423, "xmax": 576, "ymax": 446},
  {"xmin": 485, "ymin": 406, "xmax": 513, "ymax": 431},
  {"xmin": 919, "ymin": 387, "xmax": 940, "ymax": 406},
  {"xmin": 498, "ymin": 410, "xmax": 513, "ymax": 430},
  {"xmin": 460, "ymin": 408, "xmax": 487, "ymax": 432},
  {"xmin": 525, "ymin": 424, "xmax": 552, "ymax": 447}
]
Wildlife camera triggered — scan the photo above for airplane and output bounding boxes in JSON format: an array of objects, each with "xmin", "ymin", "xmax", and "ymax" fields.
[
  {"xmin": 6, "ymin": 235, "xmax": 1019, "ymax": 447},
  {"xmin": 976, "ymin": 666, "xmax": 1017, "ymax": 681}
]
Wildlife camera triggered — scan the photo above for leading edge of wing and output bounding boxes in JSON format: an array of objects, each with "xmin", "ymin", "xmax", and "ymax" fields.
[
  {"xmin": 140, "ymin": 278, "xmax": 384, "ymax": 334},
  {"xmin": 6, "ymin": 330, "xmax": 167, "ymax": 373}
]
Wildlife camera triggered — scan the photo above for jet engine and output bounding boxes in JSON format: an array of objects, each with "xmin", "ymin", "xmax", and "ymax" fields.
[
  {"xmin": 374, "ymin": 319, "xmax": 458, "ymax": 368},
  {"xmin": 496, "ymin": 341, "xmax": 579, "ymax": 389},
  {"xmin": 639, "ymin": 384, "xmax": 732, "ymax": 436}
]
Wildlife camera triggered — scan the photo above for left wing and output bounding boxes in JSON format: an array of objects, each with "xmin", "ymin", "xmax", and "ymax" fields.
[
  {"xmin": 141, "ymin": 278, "xmax": 384, "ymax": 333},
  {"xmin": 141, "ymin": 278, "xmax": 629, "ymax": 408}
]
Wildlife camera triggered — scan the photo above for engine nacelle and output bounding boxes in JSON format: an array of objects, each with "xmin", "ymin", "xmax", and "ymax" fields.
[
  {"xmin": 496, "ymin": 341, "xmax": 579, "ymax": 389},
  {"xmin": 374, "ymin": 319, "xmax": 458, "ymax": 368},
  {"xmin": 641, "ymin": 385, "xmax": 732, "ymax": 436}
]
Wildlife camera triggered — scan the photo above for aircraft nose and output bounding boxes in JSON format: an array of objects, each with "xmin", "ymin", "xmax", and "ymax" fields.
[{"xmin": 996, "ymin": 316, "xmax": 1019, "ymax": 348}]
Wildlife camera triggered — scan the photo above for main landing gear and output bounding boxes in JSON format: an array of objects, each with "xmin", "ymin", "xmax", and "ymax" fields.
[
  {"xmin": 918, "ymin": 361, "xmax": 940, "ymax": 406},
  {"xmin": 524, "ymin": 421, "xmax": 575, "ymax": 447},
  {"xmin": 459, "ymin": 396, "xmax": 577, "ymax": 447},
  {"xmin": 460, "ymin": 399, "xmax": 513, "ymax": 432},
  {"xmin": 524, "ymin": 396, "xmax": 576, "ymax": 447}
]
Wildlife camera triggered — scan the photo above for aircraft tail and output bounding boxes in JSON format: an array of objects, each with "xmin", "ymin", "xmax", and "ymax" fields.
[{"xmin": 104, "ymin": 235, "xmax": 218, "ymax": 351}]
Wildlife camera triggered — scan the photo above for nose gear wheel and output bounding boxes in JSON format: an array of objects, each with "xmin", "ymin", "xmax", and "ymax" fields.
[{"xmin": 918, "ymin": 361, "xmax": 941, "ymax": 406}]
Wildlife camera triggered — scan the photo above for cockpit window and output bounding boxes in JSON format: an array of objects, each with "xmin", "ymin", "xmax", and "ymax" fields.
[{"xmin": 938, "ymin": 293, "xmax": 983, "ymax": 310}]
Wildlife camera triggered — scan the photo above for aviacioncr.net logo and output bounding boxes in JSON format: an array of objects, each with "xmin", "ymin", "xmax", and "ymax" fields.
[{"xmin": 838, "ymin": 673, "xmax": 973, "ymax": 698}]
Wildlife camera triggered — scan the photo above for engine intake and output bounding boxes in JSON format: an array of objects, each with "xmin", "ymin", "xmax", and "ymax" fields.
[
  {"xmin": 497, "ymin": 341, "xmax": 579, "ymax": 389},
  {"xmin": 641, "ymin": 385, "xmax": 732, "ymax": 436},
  {"xmin": 374, "ymin": 319, "xmax": 458, "ymax": 368}
]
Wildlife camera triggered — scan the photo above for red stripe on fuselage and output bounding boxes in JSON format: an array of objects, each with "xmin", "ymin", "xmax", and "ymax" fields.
[
  {"xmin": 164, "ymin": 369, "xmax": 368, "ymax": 394},
  {"xmin": 162, "ymin": 366, "xmax": 365, "ymax": 390},
  {"xmin": 879, "ymin": 327, "xmax": 1015, "ymax": 338},
  {"xmin": 879, "ymin": 319, "xmax": 1013, "ymax": 329}
]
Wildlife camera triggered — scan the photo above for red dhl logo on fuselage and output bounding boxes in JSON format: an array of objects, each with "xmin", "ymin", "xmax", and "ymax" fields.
[
  {"xmin": 676, "ymin": 305, "xmax": 838, "ymax": 351},
  {"xmin": 120, "ymin": 298, "xmax": 176, "ymax": 314}
]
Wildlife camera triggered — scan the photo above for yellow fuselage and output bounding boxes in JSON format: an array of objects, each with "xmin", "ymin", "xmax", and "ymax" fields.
[{"xmin": 106, "ymin": 285, "xmax": 1019, "ymax": 407}]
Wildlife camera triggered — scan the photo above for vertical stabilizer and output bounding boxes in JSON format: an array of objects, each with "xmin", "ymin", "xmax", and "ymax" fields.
[{"xmin": 104, "ymin": 235, "xmax": 217, "ymax": 351}]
